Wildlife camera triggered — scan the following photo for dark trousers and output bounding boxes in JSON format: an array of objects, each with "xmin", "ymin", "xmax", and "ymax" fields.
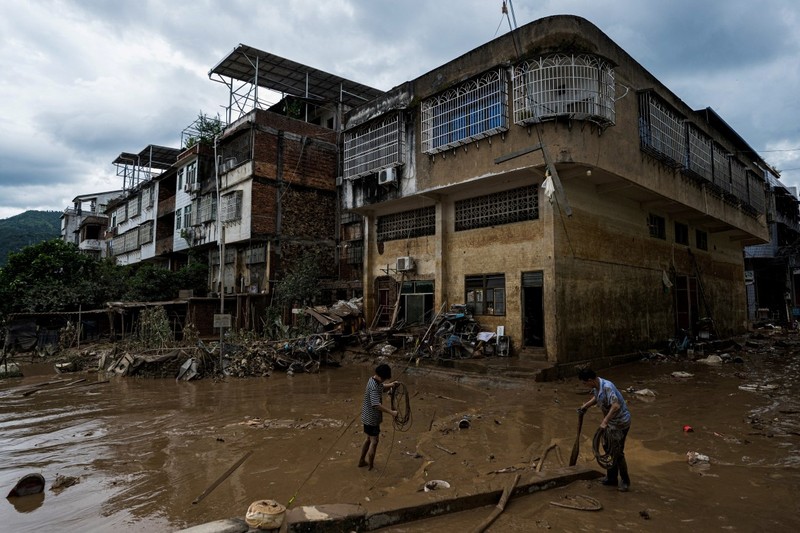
[{"xmin": 607, "ymin": 426, "xmax": 630, "ymax": 484}]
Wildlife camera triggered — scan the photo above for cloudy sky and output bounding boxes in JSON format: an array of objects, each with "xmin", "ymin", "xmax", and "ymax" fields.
[{"xmin": 1, "ymin": 0, "xmax": 799, "ymax": 219}]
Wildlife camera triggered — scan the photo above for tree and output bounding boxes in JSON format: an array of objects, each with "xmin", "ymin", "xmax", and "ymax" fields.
[
  {"xmin": 183, "ymin": 112, "xmax": 224, "ymax": 149},
  {"xmin": 272, "ymin": 250, "xmax": 323, "ymax": 307},
  {"xmin": 0, "ymin": 239, "xmax": 118, "ymax": 316}
]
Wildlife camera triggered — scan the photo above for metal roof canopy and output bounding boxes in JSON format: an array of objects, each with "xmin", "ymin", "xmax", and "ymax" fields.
[
  {"xmin": 112, "ymin": 145, "xmax": 181, "ymax": 190},
  {"xmin": 208, "ymin": 44, "xmax": 383, "ymax": 123}
]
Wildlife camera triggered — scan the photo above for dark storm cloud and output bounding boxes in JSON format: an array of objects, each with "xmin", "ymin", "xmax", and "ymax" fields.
[{"xmin": 0, "ymin": 0, "xmax": 798, "ymax": 218}]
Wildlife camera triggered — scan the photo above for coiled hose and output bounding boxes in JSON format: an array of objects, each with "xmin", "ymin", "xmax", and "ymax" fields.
[
  {"xmin": 592, "ymin": 427, "xmax": 624, "ymax": 469},
  {"xmin": 391, "ymin": 382, "xmax": 412, "ymax": 431}
]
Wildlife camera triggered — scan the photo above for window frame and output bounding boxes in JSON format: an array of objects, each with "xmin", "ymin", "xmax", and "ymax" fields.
[
  {"xmin": 465, "ymin": 274, "xmax": 506, "ymax": 316},
  {"xmin": 421, "ymin": 68, "xmax": 508, "ymax": 154},
  {"xmin": 648, "ymin": 213, "xmax": 666, "ymax": 240}
]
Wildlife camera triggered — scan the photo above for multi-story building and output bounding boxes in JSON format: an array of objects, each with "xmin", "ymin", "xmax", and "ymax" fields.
[
  {"xmin": 745, "ymin": 175, "xmax": 800, "ymax": 323},
  {"xmin": 61, "ymin": 190, "xmax": 122, "ymax": 258},
  {"xmin": 204, "ymin": 45, "xmax": 383, "ymax": 315},
  {"xmin": 340, "ymin": 15, "xmax": 773, "ymax": 363},
  {"xmin": 107, "ymin": 145, "xmax": 181, "ymax": 266}
]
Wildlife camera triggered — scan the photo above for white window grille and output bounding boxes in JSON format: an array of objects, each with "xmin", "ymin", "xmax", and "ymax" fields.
[
  {"xmin": 142, "ymin": 186, "xmax": 154, "ymax": 209},
  {"xmin": 686, "ymin": 124, "xmax": 712, "ymax": 182},
  {"xmin": 638, "ymin": 91, "xmax": 686, "ymax": 168},
  {"xmin": 128, "ymin": 195, "xmax": 141, "ymax": 218},
  {"xmin": 199, "ymin": 195, "xmax": 217, "ymax": 222},
  {"xmin": 712, "ymin": 143, "xmax": 731, "ymax": 193},
  {"xmin": 343, "ymin": 113, "xmax": 404, "ymax": 179},
  {"xmin": 221, "ymin": 191, "xmax": 243, "ymax": 223},
  {"xmin": 421, "ymin": 69, "xmax": 508, "ymax": 154},
  {"xmin": 124, "ymin": 229, "xmax": 139, "ymax": 252},
  {"xmin": 730, "ymin": 158, "xmax": 747, "ymax": 202},
  {"xmin": 455, "ymin": 185, "xmax": 539, "ymax": 231},
  {"xmin": 376, "ymin": 206, "xmax": 435, "ymax": 242},
  {"xmin": 139, "ymin": 221, "xmax": 153, "ymax": 244},
  {"xmin": 512, "ymin": 54, "xmax": 615, "ymax": 126},
  {"xmin": 112, "ymin": 235, "xmax": 124, "ymax": 256},
  {"xmin": 116, "ymin": 205, "xmax": 127, "ymax": 224}
]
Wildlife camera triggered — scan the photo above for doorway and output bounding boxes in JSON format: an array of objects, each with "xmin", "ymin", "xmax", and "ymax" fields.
[
  {"xmin": 675, "ymin": 275, "xmax": 699, "ymax": 334},
  {"xmin": 522, "ymin": 271, "xmax": 544, "ymax": 347}
]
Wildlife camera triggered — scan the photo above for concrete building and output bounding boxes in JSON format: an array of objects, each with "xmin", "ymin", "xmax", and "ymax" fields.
[
  {"xmin": 204, "ymin": 45, "xmax": 383, "ymax": 318},
  {"xmin": 107, "ymin": 145, "xmax": 182, "ymax": 266},
  {"xmin": 341, "ymin": 15, "xmax": 772, "ymax": 363},
  {"xmin": 61, "ymin": 190, "xmax": 122, "ymax": 258},
  {"xmin": 745, "ymin": 175, "xmax": 800, "ymax": 324}
]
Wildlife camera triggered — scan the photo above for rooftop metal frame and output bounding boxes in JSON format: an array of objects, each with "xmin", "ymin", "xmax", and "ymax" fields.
[
  {"xmin": 208, "ymin": 44, "xmax": 383, "ymax": 124},
  {"xmin": 113, "ymin": 145, "xmax": 181, "ymax": 191}
]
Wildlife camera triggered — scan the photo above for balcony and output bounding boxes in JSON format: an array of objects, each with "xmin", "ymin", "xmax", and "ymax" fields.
[{"xmin": 78, "ymin": 239, "xmax": 102, "ymax": 252}]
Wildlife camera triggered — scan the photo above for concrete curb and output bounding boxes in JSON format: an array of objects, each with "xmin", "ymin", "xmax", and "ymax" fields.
[{"xmin": 177, "ymin": 467, "xmax": 601, "ymax": 532}]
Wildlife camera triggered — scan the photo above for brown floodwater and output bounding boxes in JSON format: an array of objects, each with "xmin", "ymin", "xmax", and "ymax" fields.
[{"xmin": 1, "ymin": 340, "xmax": 799, "ymax": 532}]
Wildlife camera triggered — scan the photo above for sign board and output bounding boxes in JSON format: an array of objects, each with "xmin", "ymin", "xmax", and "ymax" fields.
[{"xmin": 213, "ymin": 314, "xmax": 232, "ymax": 328}]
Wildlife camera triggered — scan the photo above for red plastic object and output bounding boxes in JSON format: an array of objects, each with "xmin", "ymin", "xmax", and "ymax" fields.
[{"xmin": 683, "ymin": 425, "xmax": 694, "ymax": 433}]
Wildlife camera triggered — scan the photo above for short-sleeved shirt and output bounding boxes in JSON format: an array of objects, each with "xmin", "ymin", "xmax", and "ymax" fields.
[
  {"xmin": 361, "ymin": 377, "xmax": 384, "ymax": 426},
  {"xmin": 592, "ymin": 377, "xmax": 631, "ymax": 430}
]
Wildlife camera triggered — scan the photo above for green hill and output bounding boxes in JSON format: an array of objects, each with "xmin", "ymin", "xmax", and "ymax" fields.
[{"xmin": 0, "ymin": 210, "xmax": 63, "ymax": 267}]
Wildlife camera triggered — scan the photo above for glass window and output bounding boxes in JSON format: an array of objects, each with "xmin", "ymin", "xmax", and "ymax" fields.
[
  {"xmin": 421, "ymin": 69, "xmax": 508, "ymax": 154},
  {"xmin": 183, "ymin": 204, "xmax": 192, "ymax": 228},
  {"xmin": 176, "ymin": 207, "xmax": 182, "ymax": 230},
  {"xmin": 465, "ymin": 274, "xmax": 505, "ymax": 316},
  {"xmin": 648, "ymin": 214, "xmax": 665, "ymax": 239}
]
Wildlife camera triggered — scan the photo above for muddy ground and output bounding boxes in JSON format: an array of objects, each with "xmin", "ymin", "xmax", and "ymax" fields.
[{"xmin": 1, "ymin": 330, "xmax": 799, "ymax": 532}]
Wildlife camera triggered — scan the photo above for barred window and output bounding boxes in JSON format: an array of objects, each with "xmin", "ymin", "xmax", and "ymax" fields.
[
  {"xmin": 421, "ymin": 69, "xmax": 507, "ymax": 154},
  {"xmin": 712, "ymin": 143, "xmax": 731, "ymax": 193},
  {"xmin": 116, "ymin": 204, "xmax": 127, "ymax": 224},
  {"xmin": 221, "ymin": 191, "xmax": 243, "ymax": 223},
  {"xmin": 345, "ymin": 241, "xmax": 363, "ymax": 265},
  {"xmin": 343, "ymin": 113, "xmax": 404, "ymax": 179},
  {"xmin": 139, "ymin": 221, "xmax": 153, "ymax": 244},
  {"xmin": 512, "ymin": 54, "xmax": 615, "ymax": 126},
  {"xmin": 128, "ymin": 195, "xmax": 141, "ymax": 218},
  {"xmin": 175, "ymin": 207, "xmax": 182, "ymax": 230},
  {"xmin": 746, "ymin": 171, "xmax": 765, "ymax": 212},
  {"xmin": 142, "ymin": 186, "xmax": 154, "ymax": 209},
  {"xmin": 686, "ymin": 124, "xmax": 712, "ymax": 182},
  {"xmin": 638, "ymin": 91, "xmax": 686, "ymax": 168},
  {"xmin": 730, "ymin": 159, "xmax": 747, "ymax": 202},
  {"xmin": 376, "ymin": 206, "xmax": 435, "ymax": 242},
  {"xmin": 455, "ymin": 185, "xmax": 538, "ymax": 231},
  {"xmin": 648, "ymin": 213, "xmax": 666, "ymax": 239},
  {"xmin": 199, "ymin": 195, "xmax": 217, "ymax": 223},
  {"xmin": 112, "ymin": 235, "xmax": 124, "ymax": 256},
  {"xmin": 466, "ymin": 274, "xmax": 505, "ymax": 316},
  {"xmin": 124, "ymin": 229, "xmax": 139, "ymax": 252}
]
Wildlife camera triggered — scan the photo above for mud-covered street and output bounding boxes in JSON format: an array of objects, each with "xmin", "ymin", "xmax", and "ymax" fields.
[{"xmin": 1, "ymin": 333, "xmax": 799, "ymax": 532}]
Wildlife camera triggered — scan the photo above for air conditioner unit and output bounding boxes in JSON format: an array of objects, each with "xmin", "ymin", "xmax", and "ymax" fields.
[
  {"xmin": 378, "ymin": 167, "xmax": 396, "ymax": 185},
  {"xmin": 396, "ymin": 256, "xmax": 415, "ymax": 272}
]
